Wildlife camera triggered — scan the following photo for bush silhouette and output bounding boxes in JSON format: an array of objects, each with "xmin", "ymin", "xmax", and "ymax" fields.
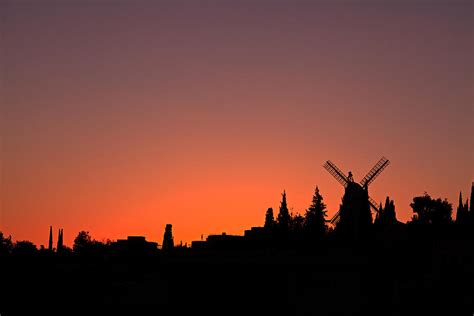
[{"xmin": 410, "ymin": 193, "xmax": 452, "ymax": 225}]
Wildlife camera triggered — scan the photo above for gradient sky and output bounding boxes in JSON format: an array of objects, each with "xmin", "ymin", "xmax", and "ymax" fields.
[{"xmin": 1, "ymin": 1, "xmax": 472, "ymax": 247}]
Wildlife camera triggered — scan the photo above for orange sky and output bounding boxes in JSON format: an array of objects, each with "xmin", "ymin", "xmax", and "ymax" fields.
[{"xmin": 1, "ymin": 2, "xmax": 472, "ymax": 247}]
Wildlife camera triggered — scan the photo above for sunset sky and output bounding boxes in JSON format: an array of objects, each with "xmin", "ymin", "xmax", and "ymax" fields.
[{"xmin": 1, "ymin": 1, "xmax": 472, "ymax": 247}]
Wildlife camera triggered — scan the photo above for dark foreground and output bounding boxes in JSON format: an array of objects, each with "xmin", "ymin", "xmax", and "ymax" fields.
[{"xmin": 1, "ymin": 236, "xmax": 473, "ymax": 315}]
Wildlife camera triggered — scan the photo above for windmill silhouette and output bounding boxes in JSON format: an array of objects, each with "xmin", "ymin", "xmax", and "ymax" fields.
[{"xmin": 323, "ymin": 157, "xmax": 390, "ymax": 224}]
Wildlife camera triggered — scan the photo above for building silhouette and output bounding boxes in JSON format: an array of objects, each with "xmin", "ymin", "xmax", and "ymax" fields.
[{"xmin": 112, "ymin": 236, "xmax": 157, "ymax": 256}]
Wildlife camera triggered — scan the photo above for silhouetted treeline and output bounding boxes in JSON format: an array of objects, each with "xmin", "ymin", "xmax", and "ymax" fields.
[
  {"xmin": 258, "ymin": 187, "xmax": 329, "ymax": 248},
  {"xmin": 1, "ymin": 184, "xmax": 474, "ymax": 257},
  {"xmin": 1, "ymin": 185, "xmax": 473, "ymax": 313}
]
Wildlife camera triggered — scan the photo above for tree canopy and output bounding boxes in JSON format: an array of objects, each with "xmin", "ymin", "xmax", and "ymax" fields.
[
  {"xmin": 410, "ymin": 193, "xmax": 452, "ymax": 225},
  {"xmin": 304, "ymin": 186, "xmax": 327, "ymax": 239}
]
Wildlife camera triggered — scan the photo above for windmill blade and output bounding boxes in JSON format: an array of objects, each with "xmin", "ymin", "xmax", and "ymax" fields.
[
  {"xmin": 359, "ymin": 157, "xmax": 390, "ymax": 188},
  {"xmin": 329, "ymin": 210, "xmax": 341, "ymax": 224},
  {"xmin": 368, "ymin": 195, "xmax": 380, "ymax": 213},
  {"xmin": 323, "ymin": 160, "xmax": 349, "ymax": 188}
]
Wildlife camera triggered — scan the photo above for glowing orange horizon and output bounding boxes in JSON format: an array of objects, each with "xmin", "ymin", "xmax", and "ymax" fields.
[{"xmin": 1, "ymin": 2, "xmax": 472, "ymax": 247}]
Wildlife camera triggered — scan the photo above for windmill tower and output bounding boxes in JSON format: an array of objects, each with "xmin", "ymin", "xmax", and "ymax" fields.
[{"xmin": 323, "ymin": 157, "xmax": 390, "ymax": 237}]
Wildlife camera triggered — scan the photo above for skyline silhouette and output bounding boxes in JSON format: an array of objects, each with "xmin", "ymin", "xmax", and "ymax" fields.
[
  {"xmin": 1, "ymin": 1, "xmax": 472, "ymax": 247},
  {"xmin": 0, "ymin": 0, "xmax": 474, "ymax": 316},
  {"xmin": 1, "ymin": 180, "xmax": 473, "ymax": 312},
  {"xmin": 1, "ymin": 1, "xmax": 473, "ymax": 311},
  {"xmin": 2, "ymin": 178, "xmax": 473, "ymax": 251}
]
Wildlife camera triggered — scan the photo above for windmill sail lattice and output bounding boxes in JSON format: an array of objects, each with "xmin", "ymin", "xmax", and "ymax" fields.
[
  {"xmin": 323, "ymin": 157, "xmax": 390, "ymax": 224},
  {"xmin": 359, "ymin": 157, "xmax": 390, "ymax": 188},
  {"xmin": 323, "ymin": 161, "xmax": 349, "ymax": 188}
]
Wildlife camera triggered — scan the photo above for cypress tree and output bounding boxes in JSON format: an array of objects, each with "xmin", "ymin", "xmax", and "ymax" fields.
[
  {"xmin": 456, "ymin": 191, "xmax": 467, "ymax": 224},
  {"xmin": 464, "ymin": 200, "xmax": 469, "ymax": 221},
  {"xmin": 48, "ymin": 226, "xmax": 53, "ymax": 251},
  {"xmin": 470, "ymin": 183, "xmax": 474, "ymax": 224},
  {"xmin": 376, "ymin": 197, "xmax": 397, "ymax": 225},
  {"xmin": 57, "ymin": 229, "xmax": 63, "ymax": 253},
  {"xmin": 383, "ymin": 197, "xmax": 391, "ymax": 225},
  {"xmin": 386, "ymin": 199, "xmax": 397, "ymax": 223},
  {"xmin": 277, "ymin": 190, "xmax": 291, "ymax": 232},
  {"xmin": 264, "ymin": 207, "xmax": 275, "ymax": 229},
  {"xmin": 375, "ymin": 202, "xmax": 383, "ymax": 225},
  {"xmin": 471, "ymin": 183, "xmax": 474, "ymax": 212},
  {"xmin": 162, "ymin": 224, "xmax": 174, "ymax": 251}
]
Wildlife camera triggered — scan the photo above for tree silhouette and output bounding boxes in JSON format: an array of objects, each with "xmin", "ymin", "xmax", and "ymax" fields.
[
  {"xmin": 455, "ymin": 192, "xmax": 469, "ymax": 224},
  {"xmin": 0, "ymin": 232, "xmax": 13, "ymax": 256},
  {"xmin": 288, "ymin": 212, "xmax": 304, "ymax": 245},
  {"xmin": 375, "ymin": 202, "xmax": 383, "ymax": 225},
  {"xmin": 277, "ymin": 190, "xmax": 291, "ymax": 232},
  {"xmin": 375, "ymin": 196, "xmax": 397, "ymax": 226},
  {"xmin": 264, "ymin": 207, "xmax": 275, "ymax": 229},
  {"xmin": 463, "ymin": 199, "xmax": 469, "ymax": 224},
  {"xmin": 304, "ymin": 186, "xmax": 327, "ymax": 239},
  {"xmin": 386, "ymin": 197, "xmax": 396, "ymax": 223},
  {"xmin": 162, "ymin": 224, "xmax": 174, "ymax": 251},
  {"xmin": 291, "ymin": 212, "xmax": 305, "ymax": 235},
  {"xmin": 12, "ymin": 240, "xmax": 37, "ymax": 256},
  {"xmin": 73, "ymin": 231, "xmax": 93, "ymax": 253},
  {"xmin": 470, "ymin": 183, "xmax": 474, "ymax": 224},
  {"xmin": 410, "ymin": 193, "xmax": 452, "ymax": 225},
  {"xmin": 57, "ymin": 228, "xmax": 64, "ymax": 253},
  {"xmin": 73, "ymin": 231, "xmax": 107, "ymax": 256},
  {"xmin": 48, "ymin": 225, "xmax": 53, "ymax": 251}
]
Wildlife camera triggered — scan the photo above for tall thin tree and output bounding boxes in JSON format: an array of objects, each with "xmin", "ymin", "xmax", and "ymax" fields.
[
  {"xmin": 264, "ymin": 207, "xmax": 275, "ymax": 229},
  {"xmin": 470, "ymin": 182, "xmax": 474, "ymax": 224},
  {"xmin": 162, "ymin": 224, "xmax": 174, "ymax": 251},
  {"xmin": 456, "ymin": 191, "xmax": 467, "ymax": 224},
  {"xmin": 385, "ymin": 197, "xmax": 397, "ymax": 224},
  {"xmin": 277, "ymin": 190, "xmax": 290, "ymax": 232},
  {"xmin": 57, "ymin": 229, "xmax": 63, "ymax": 252},
  {"xmin": 48, "ymin": 226, "xmax": 53, "ymax": 251}
]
